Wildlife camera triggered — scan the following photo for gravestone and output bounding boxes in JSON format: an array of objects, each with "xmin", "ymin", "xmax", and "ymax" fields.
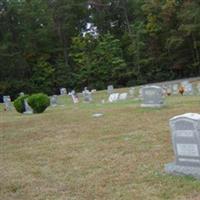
[
  {"xmin": 82, "ymin": 87, "xmax": 92, "ymax": 102},
  {"xmin": 129, "ymin": 87, "xmax": 135, "ymax": 97},
  {"xmin": 141, "ymin": 86, "xmax": 164, "ymax": 107},
  {"xmin": 107, "ymin": 85, "xmax": 114, "ymax": 94},
  {"xmin": 23, "ymin": 99, "xmax": 33, "ymax": 114},
  {"xmin": 119, "ymin": 93, "xmax": 128, "ymax": 100},
  {"xmin": 60, "ymin": 88, "xmax": 67, "ymax": 95},
  {"xmin": 165, "ymin": 113, "xmax": 200, "ymax": 179},
  {"xmin": 197, "ymin": 83, "xmax": 200, "ymax": 94},
  {"xmin": 50, "ymin": 95, "xmax": 58, "ymax": 107},
  {"xmin": 172, "ymin": 84, "xmax": 179, "ymax": 94},
  {"xmin": 70, "ymin": 90, "xmax": 79, "ymax": 104},
  {"xmin": 3, "ymin": 96, "xmax": 12, "ymax": 111},
  {"xmin": 181, "ymin": 81, "xmax": 193, "ymax": 95},
  {"xmin": 108, "ymin": 93, "xmax": 119, "ymax": 103},
  {"xmin": 19, "ymin": 92, "xmax": 25, "ymax": 96}
]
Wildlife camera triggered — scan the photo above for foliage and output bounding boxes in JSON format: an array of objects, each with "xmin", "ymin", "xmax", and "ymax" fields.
[
  {"xmin": 13, "ymin": 95, "xmax": 29, "ymax": 113},
  {"xmin": 27, "ymin": 93, "xmax": 50, "ymax": 113},
  {"xmin": 0, "ymin": 0, "xmax": 200, "ymax": 97}
]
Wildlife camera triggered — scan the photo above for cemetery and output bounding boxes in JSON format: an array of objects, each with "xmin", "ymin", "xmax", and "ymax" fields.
[
  {"xmin": 1, "ymin": 80, "xmax": 200, "ymax": 200},
  {"xmin": 1, "ymin": 1, "xmax": 200, "ymax": 199}
]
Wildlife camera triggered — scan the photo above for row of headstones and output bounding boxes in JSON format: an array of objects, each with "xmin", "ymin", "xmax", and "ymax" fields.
[{"xmin": 2, "ymin": 94, "xmax": 33, "ymax": 114}]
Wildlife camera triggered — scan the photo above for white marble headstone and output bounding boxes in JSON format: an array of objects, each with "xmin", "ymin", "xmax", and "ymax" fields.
[{"xmin": 108, "ymin": 93, "xmax": 119, "ymax": 103}]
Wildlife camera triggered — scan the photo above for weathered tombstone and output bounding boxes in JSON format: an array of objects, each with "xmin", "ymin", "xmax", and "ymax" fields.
[
  {"xmin": 3, "ymin": 96, "xmax": 12, "ymax": 111},
  {"xmin": 108, "ymin": 93, "xmax": 119, "ymax": 103},
  {"xmin": 172, "ymin": 84, "xmax": 179, "ymax": 94},
  {"xmin": 91, "ymin": 89, "xmax": 97, "ymax": 93},
  {"xmin": 119, "ymin": 93, "xmax": 128, "ymax": 100},
  {"xmin": 23, "ymin": 99, "xmax": 33, "ymax": 114},
  {"xmin": 50, "ymin": 95, "xmax": 58, "ymax": 107},
  {"xmin": 129, "ymin": 87, "xmax": 135, "ymax": 97},
  {"xmin": 141, "ymin": 85, "xmax": 164, "ymax": 107},
  {"xmin": 165, "ymin": 113, "xmax": 200, "ymax": 179},
  {"xmin": 60, "ymin": 88, "xmax": 67, "ymax": 95},
  {"xmin": 107, "ymin": 85, "xmax": 114, "ymax": 94},
  {"xmin": 82, "ymin": 87, "xmax": 92, "ymax": 102}
]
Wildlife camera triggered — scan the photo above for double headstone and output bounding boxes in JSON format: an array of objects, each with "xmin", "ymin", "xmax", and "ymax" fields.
[
  {"xmin": 165, "ymin": 113, "xmax": 200, "ymax": 179},
  {"xmin": 141, "ymin": 86, "xmax": 164, "ymax": 107},
  {"xmin": 3, "ymin": 96, "xmax": 12, "ymax": 111}
]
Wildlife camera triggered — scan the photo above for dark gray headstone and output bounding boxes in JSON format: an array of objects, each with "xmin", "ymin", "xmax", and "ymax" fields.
[
  {"xmin": 165, "ymin": 113, "xmax": 200, "ymax": 179},
  {"xmin": 141, "ymin": 86, "xmax": 164, "ymax": 107}
]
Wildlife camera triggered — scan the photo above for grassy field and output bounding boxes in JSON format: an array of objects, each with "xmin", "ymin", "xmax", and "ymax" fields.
[{"xmin": 1, "ymin": 89, "xmax": 200, "ymax": 200}]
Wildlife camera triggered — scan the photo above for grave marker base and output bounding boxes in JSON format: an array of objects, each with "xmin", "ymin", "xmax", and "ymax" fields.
[
  {"xmin": 141, "ymin": 103, "xmax": 164, "ymax": 108},
  {"xmin": 165, "ymin": 162, "xmax": 200, "ymax": 179}
]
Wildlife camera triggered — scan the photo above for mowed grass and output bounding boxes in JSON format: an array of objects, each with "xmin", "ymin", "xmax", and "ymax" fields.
[{"xmin": 1, "ymin": 90, "xmax": 200, "ymax": 200}]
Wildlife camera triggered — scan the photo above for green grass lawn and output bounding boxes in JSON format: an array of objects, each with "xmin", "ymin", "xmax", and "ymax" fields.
[{"xmin": 1, "ymin": 91, "xmax": 200, "ymax": 200}]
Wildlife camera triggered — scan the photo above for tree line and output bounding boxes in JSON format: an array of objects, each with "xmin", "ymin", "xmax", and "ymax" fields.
[{"xmin": 0, "ymin": 0, "xmax": 200, "ymax": 98}]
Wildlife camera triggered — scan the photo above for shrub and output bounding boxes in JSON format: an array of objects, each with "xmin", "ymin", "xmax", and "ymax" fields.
[
  {"xmin": 28, "ymin": 93, "xmax": 50, "ymax": 113},
  {"xmin": 14, "ymin": 95, "xmax": 29, "ymax": 113}
]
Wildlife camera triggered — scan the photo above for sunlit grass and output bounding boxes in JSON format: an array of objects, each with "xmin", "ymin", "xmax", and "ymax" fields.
[{"xmin": 0, "ymin": 90, "xmax": 200, "ymax": 200}]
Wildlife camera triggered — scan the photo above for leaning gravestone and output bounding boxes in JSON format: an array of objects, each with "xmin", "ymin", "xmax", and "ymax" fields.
[
  {"xmin": 108, "ymin": 93, "xmax": 119, "ymax": 103},
  {"xmin": 107, "ymin": 85, "xmax": 114, "ymax": 94},
  {"xmin": 119, "ymin": 93, "xmax": 128, "ymax": 100},
  {"xmin": 50, "ymin": 95, "xmax": 58, "ymax": 107},
  {"xmin": 141, "ymin": 86, "xmax": 164, "ymax": 107},
  {"xmin": 165, "ymin": 113, "xmax": 200, "ymax": 179},
  {"xmin": 23, "ymin": 99, "xmax": 33, "ymax": 114},
  {"xmin": 82, "ymin": 87, "xmax": 92, "ymax": 102},
  {"xmin": 3, "ymin": 96, "xmax": 12, "ymax": 111},
  {"xmin": 60, "ymin": 88, "xmax": 67, "ymax": 95}
]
